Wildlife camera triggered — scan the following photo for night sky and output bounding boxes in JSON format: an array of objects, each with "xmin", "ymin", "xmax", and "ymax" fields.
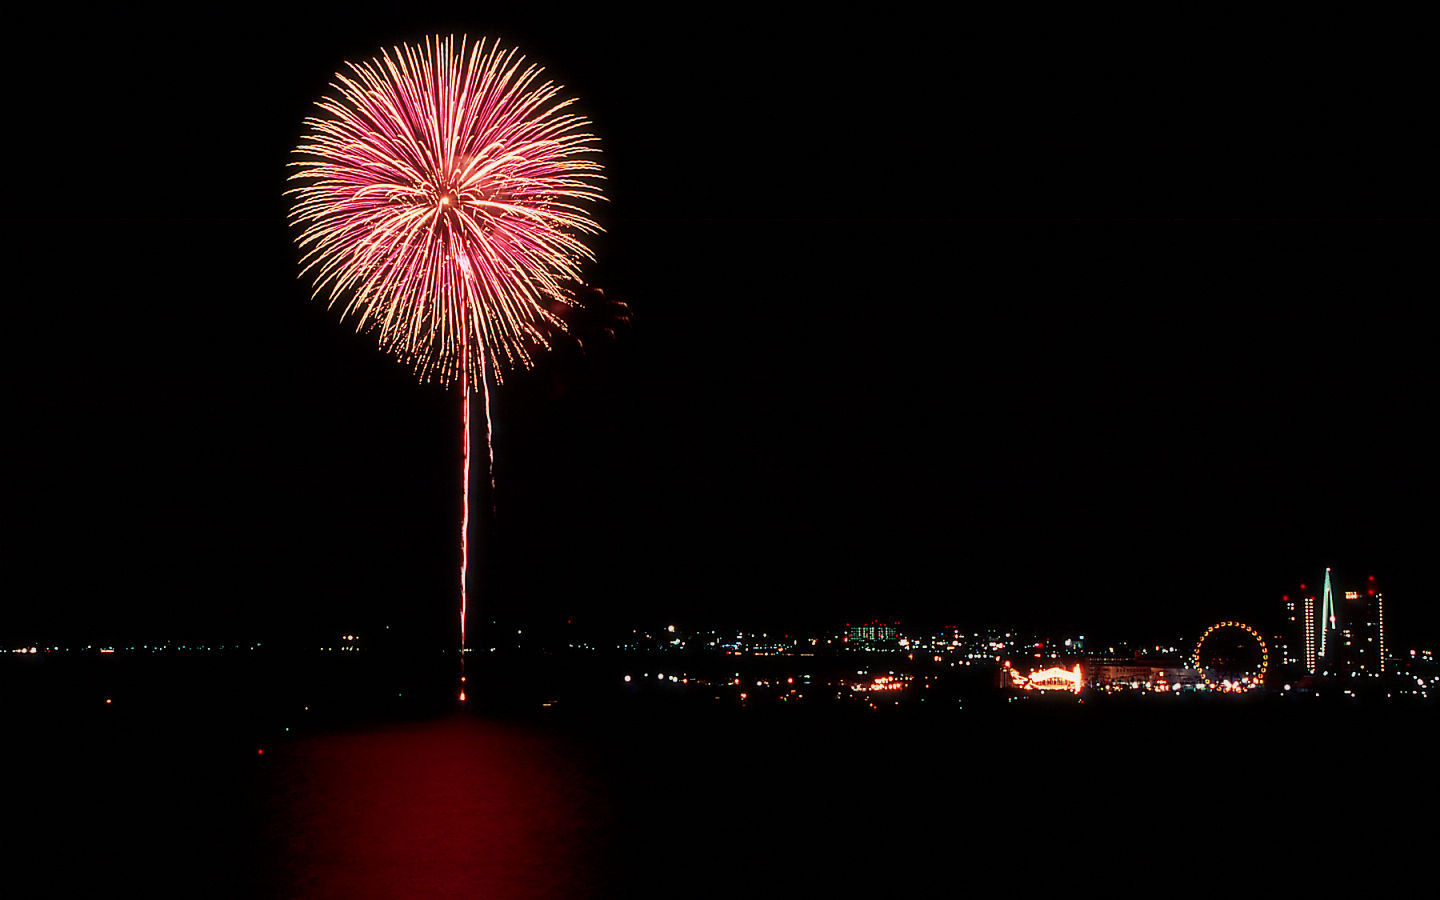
[{"xmin": 5, "ymin": 6, "xmax": 1436, "ymax": 646}]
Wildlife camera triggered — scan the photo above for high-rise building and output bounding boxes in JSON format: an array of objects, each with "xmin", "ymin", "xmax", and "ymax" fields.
[
  {"xmin": 1278, "ymin": 579, "xmax": 1318, "ymax": 673},
  {"xmin": 1336, "ymin": 575, "xmax": 1385, "ymax": 677},
  {"xmin": 1303, "ymin": 593, "xmax": 1316, "ymax": 673},
  {"xmin": 1310, "ymin": 569, "xmax": 1387, "ymax": 678}
]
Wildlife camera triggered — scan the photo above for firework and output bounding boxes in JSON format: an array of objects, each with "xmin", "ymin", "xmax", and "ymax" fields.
[{"xmin": 289, "ymin": 36, "xmax": 605, "ymax": 698}]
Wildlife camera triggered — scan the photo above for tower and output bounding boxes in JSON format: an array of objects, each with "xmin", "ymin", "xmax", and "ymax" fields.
[
  {"xmin": 1303, "ymin": 593, "xmax": 1316, "ymax": 673},
  {"xmin": 1318, "ymin": 567, "xmax": 1337, "ymax": 667},
  {"xmin": 1281, "ymin": 582, "xmax": 1317, "ymax": 673}
]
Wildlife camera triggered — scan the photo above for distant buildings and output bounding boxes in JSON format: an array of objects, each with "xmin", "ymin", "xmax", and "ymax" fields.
[
  {"xmin": 1283, "ymin": 568, "xmax": 1388, "ymax": 679},
  {"xmin": 846, "ymin": 620, "xmax": 899, "ymax": 649}
]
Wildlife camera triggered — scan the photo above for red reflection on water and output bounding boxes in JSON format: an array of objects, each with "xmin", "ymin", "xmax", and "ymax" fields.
[{"xmin": 262, "ymin": 715, "xmax": 608, "ymax": 898}]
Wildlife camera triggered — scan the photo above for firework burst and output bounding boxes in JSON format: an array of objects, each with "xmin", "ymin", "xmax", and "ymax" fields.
[
  {"xmin": 289, "ymin": 35, "xmax": 604, "ymax": 385},
  {"xmin": 288, "ymin": 36, "xmax": 605, "ymax": 696}
]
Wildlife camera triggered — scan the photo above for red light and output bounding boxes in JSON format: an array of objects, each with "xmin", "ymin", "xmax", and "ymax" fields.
[
  {"xmin": 1282, "ymin": 595, "xmax": 1289, "ymax": 602},
  {"xmin": 1300, "ymin": 584, "xmax": 1306, "ymax": 590},
  {"xmin": 1368, "ymin": 589, "xmax": 1375, "ymax": 596},
  {"xmin": 257, "ymin": 749, "xmax": 264, "ymax": 755},
  {"xmin": 1368, "ymin": 575, "xmax": 1375, "ymax": 581}
]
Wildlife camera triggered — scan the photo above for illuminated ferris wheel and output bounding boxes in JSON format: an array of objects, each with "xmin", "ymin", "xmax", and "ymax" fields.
[{"xmin": 1193, "ymin": 622, "xmax": 1269, "ymax": 692}]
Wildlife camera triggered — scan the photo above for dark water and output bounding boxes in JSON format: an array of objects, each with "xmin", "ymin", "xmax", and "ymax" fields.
[
  {"xmin": 257, "ymin": 717, "xmax": 609, "ymax": 898},
  {"xmin": 6, "ymin": 656, "xmax": 1434, "ymax": 897}
]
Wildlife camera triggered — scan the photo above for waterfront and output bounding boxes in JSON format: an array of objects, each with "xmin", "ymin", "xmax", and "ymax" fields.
[{"xmin": 6, "ymin": 653, "xmax": 1432, "ymax": 897}]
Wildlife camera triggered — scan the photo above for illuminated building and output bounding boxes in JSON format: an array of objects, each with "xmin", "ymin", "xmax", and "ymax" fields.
[
  {"xmin": 1279, "ymin": 581, "xmax": 1317, "ymax": 673},
  {"xmin": 1303, "ymin": 569, "xmax": 1387, "ymax": 678},
  {"xmin": 1303, "ymin": 593, "xmax": 1316, "ymax": 673},
  {"xmin": 1336, "ymin": 576, "xmax": 1385, "ymax": 677},
  {"xmin": 846, "ymin": 621, "xmax": 899, "ymax": 648}
]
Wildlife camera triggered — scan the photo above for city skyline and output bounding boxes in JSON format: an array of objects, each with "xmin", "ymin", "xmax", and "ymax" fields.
[
  {"xmin": 4, "ymin": 561, "xmax": 1433, "ymax": 651},
  {"xmin": 8, "ymin": 565, "xmax": 1431, "ymax": 666}
]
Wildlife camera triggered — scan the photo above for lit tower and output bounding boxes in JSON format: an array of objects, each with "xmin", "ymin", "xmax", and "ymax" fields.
[
  {"xmin": 1318, "ymin": 567, "xmax": 1336, "ymax": 665},
  {"xmin": 1282, "ymin": 582, "xmax": 1316, "ymax": 673},
  {"xmin": 1303, "ymin": 593, "xmax": 1316, "ymax": 673}
]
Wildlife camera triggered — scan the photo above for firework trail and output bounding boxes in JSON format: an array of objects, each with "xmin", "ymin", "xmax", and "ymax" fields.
[{"xmin": 289, "ymin": 36, "xmax": 604, "ymax": 700}]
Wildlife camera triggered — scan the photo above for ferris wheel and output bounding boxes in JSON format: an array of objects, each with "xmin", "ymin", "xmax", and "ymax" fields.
[{"xmin": 1193, "ymin": 621, "xmax": 1269, "ymax": 692}]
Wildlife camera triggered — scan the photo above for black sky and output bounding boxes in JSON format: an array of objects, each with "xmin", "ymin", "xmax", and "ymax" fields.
[{"xmin": 5, "ymin": 5, "xmax": 1436, "ymax": 646}]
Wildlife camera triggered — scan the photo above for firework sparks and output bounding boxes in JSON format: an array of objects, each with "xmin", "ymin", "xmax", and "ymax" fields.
[{"xmin": 288, "ymin": 36, "xmax": 605, "ymax": 698}]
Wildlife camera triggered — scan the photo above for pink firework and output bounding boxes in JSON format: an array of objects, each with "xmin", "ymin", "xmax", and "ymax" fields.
[{"xmin": 288, "ymin": 36, "xmax": 605, "ymax": 699}]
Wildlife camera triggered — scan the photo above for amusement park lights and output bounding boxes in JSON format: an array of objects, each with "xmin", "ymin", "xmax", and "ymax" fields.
[
  {"xmin": 1003, "ymin": 661, "xmax": 1084, "ymax": 694},
  {"xmin": 1193, "ymin": 622, "xmax": 1269, "ymax": 693}
]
